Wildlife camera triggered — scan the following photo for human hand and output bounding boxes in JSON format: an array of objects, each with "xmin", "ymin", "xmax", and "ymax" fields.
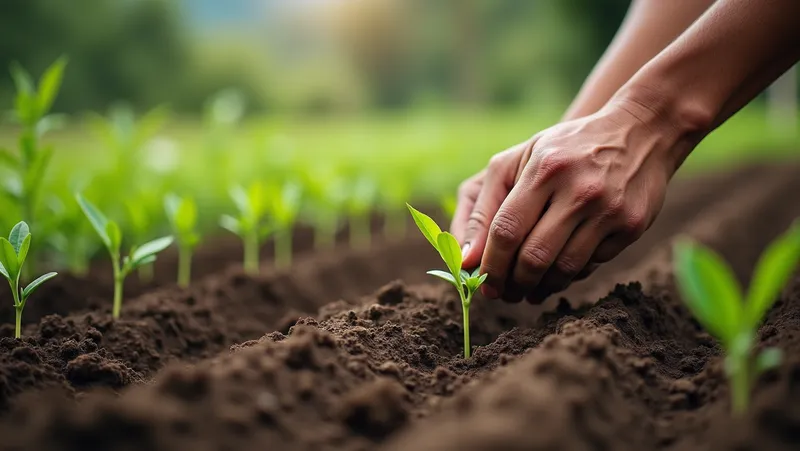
[{"xmin": 451, "ymin": 100, "xmax": 684, "ymax": 303}]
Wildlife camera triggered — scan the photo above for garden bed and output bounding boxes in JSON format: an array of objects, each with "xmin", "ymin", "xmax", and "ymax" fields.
[{"xmin": 1, "ymin": 162, "xmax": 799, "ymax": 451}]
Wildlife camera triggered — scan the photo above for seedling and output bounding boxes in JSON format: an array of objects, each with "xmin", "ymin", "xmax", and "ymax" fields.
[
  {"xmin": 266, "ymin": 181, "xmax": 302, "ymax": 268},
  {"xmin": 407, "ymin": 204, "xmax": 487, "ymax": 358},
  {"xmin": 0, "ymin": 57, "xmax": 67, "ymax": 273},
  {"xmin": 165, "ymin": 194, "xmax": 200, "ymax": 287},
  {"xmin": 76, "ymin": 194, "xmax": 173, "ymax": 318},
  {"xmin": 220, "ymin": 183, "xmax": 271, "ymax": 274},
  {"xmin": 0, "ymin": 222, "xmax": 57, "ymax": 338},
  {"xmin": 673, "ymin": 221, "xmax": 800, "ymax": 415}
]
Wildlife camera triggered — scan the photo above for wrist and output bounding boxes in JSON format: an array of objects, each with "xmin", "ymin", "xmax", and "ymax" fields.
[{"xmin": 608, "ymin": 81, "xmax": 714, "ymax": 174}]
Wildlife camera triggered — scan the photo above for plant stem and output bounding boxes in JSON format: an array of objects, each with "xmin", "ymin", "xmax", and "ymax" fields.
[
  {"xmin": 731, "ymin": 361, "xmax": 750, "ymax": 415},
  {"xmin": 14, "ymin": 307, "xmax": 22, "ymax": 339},
  {"xmin": 275, "ymin": 229, "xmax": 293, "ymax": 269},
  {"xmin": 462, "ymin": 300, "xmax": 471, "ymax": 359},
  {"xmin": 243, "ymin": 231, "xmax": 259, "ymax": 274},
  {"xmin": 11, "ymin": 281, "xmax": 22, "ymax": 339},
  {"xmin": 112, "ymin": 257, "xmax": 123, "ymax": 319},
  {"xmin": 178, "ymin": 246, "xmax": 192, "ymax": 288}
]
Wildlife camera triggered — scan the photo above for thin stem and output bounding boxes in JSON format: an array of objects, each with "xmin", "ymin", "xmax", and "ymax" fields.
[
  {"xmin": 15, "ymin": 307, "xmax": 22, "ymax": 339},
  {"xmin": 243, "ymin": 231, "xmax": 259, "ymax": 274},
  {"xmin": 11, "ymin": 280, "xmax": 22, "ymax": 339},
  {"xmin": 112, "ymin": 256, "xmax": 123, "ymax": 319},
  {"xmin": 275, "ymin": 229, "xmax": 293, "ymax": 269},
  {"xmin": 461, "ymin": 297, "xmax": 472, "ymax": 359},
  {"xmin": 178, "ymin": 246, "xmax": 192, "ymax": 288},
  {"xmin": 731, "ymin": 360, "xmax": 750, "ymax": 415}
]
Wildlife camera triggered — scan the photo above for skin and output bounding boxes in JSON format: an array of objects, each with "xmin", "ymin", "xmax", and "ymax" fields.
[{"xmin": 453, "ymin": 0, "xmax": 800, "ymax": 303}]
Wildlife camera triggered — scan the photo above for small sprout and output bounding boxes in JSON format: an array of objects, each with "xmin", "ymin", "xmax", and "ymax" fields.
[
  {"xmin": 266, "ymin": 181, "xmax": 303, "ymax": 269},
  {"xmin": 221, "ymin": 183, "xmax": 271, "ymax": 274},
  {"xmin": 408, "ymin": 204, "xmax": 487, "ymax": 358},
  {"xmin": 0, "ymin": 221, "xmax": 57, "ymax": 338},
  {"xmin": 673, "ymin": 221, "xmax": 800, "ymax": 414},
  {"xmin": 76, "ymin": 194, "xmax": 173, "ymax": 318},
  {"xmin": 165, "ymin": 194, "xmax": 200, "ymax": 287}
]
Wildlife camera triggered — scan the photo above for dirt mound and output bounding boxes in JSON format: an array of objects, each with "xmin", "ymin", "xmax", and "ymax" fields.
[{"xmin": 0, "ymin": 161, "xmax": 799, "ymax": 451}]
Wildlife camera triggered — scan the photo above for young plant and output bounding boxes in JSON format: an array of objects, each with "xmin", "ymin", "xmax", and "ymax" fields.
[
  {"xmin": 673, "ymin": 221, "xmax": 800, "ymax": 415},
  {"xmin": 347, "ymin": 175, "xmax": 378, "ymax": 250},
  {"xmin": 0, "ymin": 57, "xmax": 68, "ymax": 274},
  {"xmin": 266, "ymin": 181, "xmax": 303, "ymax": 269},
  {"xmin": 165, "ymin": 194, "xmax": 200, "ymax": 287},
  {"xmin": 220, "ymin": 183, "xmax": 271, "ymax": 274},
  {"xmin": 76, "ymin": 194, "xmax": 173, "ymax": 319},
  {"xmin": 407, "ymin": 204, "xmax": 487, "ymax": 358},
  {"xmin": 0, "ymin": 222, "xmax": 57, "ymax": 338}
]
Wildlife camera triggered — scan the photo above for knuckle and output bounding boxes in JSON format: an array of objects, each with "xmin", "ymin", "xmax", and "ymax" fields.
[
  {"xmin": 620, "ymin": 209, "xmax": 648, "ymax": 237},
  {"xmin": 489, "ymin": 211, "xmax": 525, "ymax": 248},
  {"xmin": 518, "ymin": 239, "xmax": 553, "ymax": 273},
  {"xmin": 602, "ymin": 194, "xmax": 626, "ymax": 218},
  {"xmin": 535, "ymin": 152, "xmax": 572, "ymax": 182},
  {"xmin": 487, "ymin": 154, "xmax": 506, "ymax": 173},
  {"xmin": 573, "ymin": 179, "xmax": 605, "ymax": 207},
  {"xmin": 554, "ymin": 254, "xmax": 583, "ymax": 276},
  {"xmin": 467, "ymin": 208, "xmax": 491, "ymax": 231}
]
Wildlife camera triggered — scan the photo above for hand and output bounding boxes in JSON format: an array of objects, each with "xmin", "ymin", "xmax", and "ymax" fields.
[{"xmin": 451, "ymin": 100, "xmax": 683, "ymax": 303}]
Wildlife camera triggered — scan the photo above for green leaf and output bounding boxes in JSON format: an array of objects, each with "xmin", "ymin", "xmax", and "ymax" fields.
[
  {"xmin": 129, "ymin": 254, "xmax": 157, "ymax": 270},
  {"xmin": 10, "ymin": 62, "xmax": 34, "ymax": 95},
  {"xmin": 37, "ymin": 56, "xmax": 68, "ymax": 115},
  {"xmin": 427, "ymin": 269, "xmax": 457, "ymax": 285},
  {"xmin": 8, "ymin": 221, "xmax": 30, "ymax": 254},
  {"xmin": 460, "ymin": 269, "xmax": 470, "ymax": 281},
  {"xmin": 0, "ymin": 238, "xmax": 20, "ymax": 279},
  {"xmin": 76, "ymin": 193, "xmax": 110, "ymax": 247},
  {"xmin": 106, "ymin": 221, "xmax": 121, "ymax": 252},
  {"xmin": 407, "ymin": 204, "xmax": 442, "ymax": 251},
  {"xmin": 745, "ymin": 223, "xmax": 800, "ymax": 329},
  {"xmin": 755, "ymin": 347, "xmax": 783, "ymax": 375},
  {"xmin": 22, "ymin": 272, "xmax": 57, "ymax": 301},
  {"xmin": 673, "ymin": 239, "xmax": 743, "ymax": 345},
  {"xmin": 437, "ymin": 232, "xmax": 462, "ymax": 284},
  {"xmin": 220, "ymin": 215, "xmax": 241, "ymax": 235},
  {"xmin": 229, "ymin": 186, "xmax": 250, "ymax": 215},
  {"xmin": 17, "ymin": 234, "xmax": 31, "ymax": 268},
  {"xmin": 0, "ymin": 261, "xmax": 8, "ymax": 279},
  {"xmin": 465, "ymin": 273, "xmax": 489, "ymax": 294},
  {"xmin": 471, "ymin": 267, "xmax": 481, "ymax": 278},
  {"xmin": 131, "ymin": 236, "xmax": 173, "ymax": 263}
]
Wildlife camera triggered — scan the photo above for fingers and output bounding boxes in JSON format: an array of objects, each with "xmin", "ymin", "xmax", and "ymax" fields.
[
  {"xmin": 460, "ymin": 150, "xmax": 521, "ymax": 269},
  {"xmin": 479, "ymin": 175, "xmax": 552, "ymax": 299},
  {"xmin": 450, "ymin": 170, "xmax": 484, "ymax": 243},
  {"xmin": 522, "ymin": 220, "xmax": 607, "ymax": 304}
]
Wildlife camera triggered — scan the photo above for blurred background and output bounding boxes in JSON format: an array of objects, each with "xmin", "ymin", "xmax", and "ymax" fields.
[{"xmin": 0, "ymin": 0, "xmax": 797, "ymax": 274}]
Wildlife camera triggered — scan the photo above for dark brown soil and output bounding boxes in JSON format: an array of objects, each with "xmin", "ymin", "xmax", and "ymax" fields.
[{"xmin": 0, "ymin": 162, "xmax": 799, "ymax": 451}]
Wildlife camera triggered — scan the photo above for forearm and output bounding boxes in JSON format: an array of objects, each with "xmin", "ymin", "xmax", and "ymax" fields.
[
  {"xmin": 563, "ymin": 0, "xmax": 715, "ymax": 121},
  {"xmin": 612, "ymin": 0, "xmax": 800, "ymax": 171}
]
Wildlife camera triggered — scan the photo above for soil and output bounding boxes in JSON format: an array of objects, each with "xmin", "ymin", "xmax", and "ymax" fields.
[{"xmin": 0, "ymin": 162, "xmax": 799, "ymax": 451}]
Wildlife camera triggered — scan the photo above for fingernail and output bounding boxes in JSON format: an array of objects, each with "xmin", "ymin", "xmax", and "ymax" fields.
[
  {"xmin": 461, "ymin": 243, "xmax": 471, "ymax": 259},
  {"xmin": 481, "ymin": 285, "xmax": 499, "ymax": 299}
]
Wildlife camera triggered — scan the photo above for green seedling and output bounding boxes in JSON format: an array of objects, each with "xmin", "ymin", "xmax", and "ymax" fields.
[
  {"xmin": 0, "ymin": 222, "xmax": 57, "ymax": 338},
  {"xmin": 266, "ymin": 181, "xmax": 302, "ymax": 268},
  {"xmin": 0, "ymin": 57, "xmax": 67, "ymax": 274},
  {"xmin": 165, "ymin": 194, "xmax": 200, "ymax": 287},
  {"xmin": 673, "ymin": 221, "xmax": 800, "ymax": 415},
  {"xmin": 347, "ymin": 176, "xmax": 378, "ymax": 250},
  {"xmin": 407, "ymin": 204, "xmax": 486, "ymax": 358},
  {"xmin": 221, "ymin": 183, "xmax": 271, "ymax": 274},
  {"xmin": 76, "ymin": 194, "xmax": 173, "ymax": 318}
]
